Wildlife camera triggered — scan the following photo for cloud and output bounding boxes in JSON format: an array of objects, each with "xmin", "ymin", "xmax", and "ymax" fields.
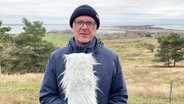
[{"xmin": 0, "ymin": 0, "xmax": 184, "ymax": 25}]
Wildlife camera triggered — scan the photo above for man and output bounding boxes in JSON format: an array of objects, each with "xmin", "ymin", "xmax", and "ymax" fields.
[{"xmin": 39, "ymin": 4, "xmax": 128, "ymax": 104}]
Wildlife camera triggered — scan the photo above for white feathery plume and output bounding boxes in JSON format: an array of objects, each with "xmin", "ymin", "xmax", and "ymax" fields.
[{"xmin": 60, "ymin": 53, "xmax": 99, "ymax": 104}]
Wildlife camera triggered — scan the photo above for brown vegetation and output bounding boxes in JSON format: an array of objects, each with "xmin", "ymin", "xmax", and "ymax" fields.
[{"xmin": 1, "ymin": 33, "xmax": 184, "ymax": 104}]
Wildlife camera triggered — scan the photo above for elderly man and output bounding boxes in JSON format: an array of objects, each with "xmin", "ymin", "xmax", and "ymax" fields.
[{"xmin": 39, "ymin": 4, "xmax": 128, "ymax": 104}]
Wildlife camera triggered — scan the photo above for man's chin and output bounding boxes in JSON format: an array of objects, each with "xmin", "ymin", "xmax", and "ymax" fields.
[{"xmin": 78, "ymin": 40, "xmax": 90, "ymax": 46}]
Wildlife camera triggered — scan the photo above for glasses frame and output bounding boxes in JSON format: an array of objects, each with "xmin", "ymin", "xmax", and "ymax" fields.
[{"xmin": 74, "ymin": 20, "xmax": 96, "ymax": 29}]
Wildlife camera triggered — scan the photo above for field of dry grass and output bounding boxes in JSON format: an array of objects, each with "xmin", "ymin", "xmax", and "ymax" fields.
[
  {"xmin": 0, "ymin": 35, "xmax": 184, "ymax": 104},
  {"xmin": 104, "ymin": 38, "xmax": 184, "ymax": 104},
  {"xmin": 0, "ymin": 73, "xmax": 43, "ymax": 104}
]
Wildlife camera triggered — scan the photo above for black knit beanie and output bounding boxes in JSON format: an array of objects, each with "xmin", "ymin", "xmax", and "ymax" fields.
[{"xmin": 69, "ymin": 4, "xmax": 100, "ymax": 29}]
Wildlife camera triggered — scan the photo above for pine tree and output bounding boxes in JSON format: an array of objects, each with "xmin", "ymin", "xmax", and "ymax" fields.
[
  {"xmin": 10, "ymin": 18, "xmax": 56, "ymax": 73},
  {"xmin": 0, "ymin": 20, "xmax": 13, "ymax": 74},
  {"xmin": 155, "ymin": 33, "xmax": 184, "ymax": 67}
]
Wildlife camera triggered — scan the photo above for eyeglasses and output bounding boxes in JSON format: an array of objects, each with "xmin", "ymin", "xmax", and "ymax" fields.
[{"xmin": 74, "ymin": 20, "xmax": 96, "ymax": 28}]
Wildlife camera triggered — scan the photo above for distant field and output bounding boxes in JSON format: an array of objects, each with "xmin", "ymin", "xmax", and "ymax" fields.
[
  {"xmin": 42, "ymin": 33, "xmax": 73, "ymax": 47},
  {"xmin": 1, "ymin": 34, "xmax": 184, "ymax": 104}
]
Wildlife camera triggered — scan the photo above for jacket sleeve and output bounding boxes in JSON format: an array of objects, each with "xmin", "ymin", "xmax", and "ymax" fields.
[
  {"xmin": 108, "ymin": 56, "xmax": 128, "ymax": 104},
  {"xmin": 39, "ymin": 53, "xmax": 66, "ymax": 104}
]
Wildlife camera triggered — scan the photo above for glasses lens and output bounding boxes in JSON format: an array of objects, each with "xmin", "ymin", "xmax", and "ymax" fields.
[
  {"xmin": 74, "ymin": 20, "xmax": 96, "ymax": 28},
  {"xmin": 86, "ymin": 21, "xmax": 96, "ymax": 28},
  {"xmin": 75, "ymin": 21, "xmax": 83, "ymax": 27}
]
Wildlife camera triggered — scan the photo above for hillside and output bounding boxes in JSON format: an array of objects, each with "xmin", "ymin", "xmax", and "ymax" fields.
[
  {"xmin": 1, "ymin": 34, "xmax": 184, "ymax": 104},
  {"xmin": 42, "ymin": 34, "xmax": 184, "ymax": 104}
]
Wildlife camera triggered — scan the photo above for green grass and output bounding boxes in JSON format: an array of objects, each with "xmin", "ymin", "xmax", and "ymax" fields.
[{"xmin": 42, "ymin": 33, "xmax": 73, "ymax": 47}]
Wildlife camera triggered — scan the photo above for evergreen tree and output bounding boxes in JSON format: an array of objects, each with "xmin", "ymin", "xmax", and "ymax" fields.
[
  {"xmin": 0, "ymin": 20, "xmax": 11, "ymax": 34},
  {"xmin": 0, "ymin": 20, "xmax": 13, "ymax": 73},
  {"xmin": 155, "ymin": 33, "xmax": 184, "ymax": 67},
  {"xmin": 10, "ymin": 18, "xmax": 56, "ymax": 73}
]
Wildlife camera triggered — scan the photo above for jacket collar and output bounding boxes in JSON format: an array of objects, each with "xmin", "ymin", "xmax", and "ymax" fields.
[{"xmin": 67, "ymin": 36, "xmax": 103, "ymax": 54}]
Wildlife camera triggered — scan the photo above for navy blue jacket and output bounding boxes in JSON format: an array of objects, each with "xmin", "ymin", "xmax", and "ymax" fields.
[{"xmin": 39, "ymin": 36, "xmax": 128, "ymax": 104}]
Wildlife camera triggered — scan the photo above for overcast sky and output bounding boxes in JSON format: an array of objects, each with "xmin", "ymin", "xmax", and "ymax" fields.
[{"xmin": 1, "ymin": 0, "xmax": 184, "ymax": 26}]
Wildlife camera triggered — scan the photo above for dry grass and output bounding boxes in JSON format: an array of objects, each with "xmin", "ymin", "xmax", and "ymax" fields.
[
  {"xmin": 0, "ymin": 37, "xmax": 184, "ymax": 104},
  {"xmin": 0, "ymin": 73, "xmax": 43, "ymax": 104},
  {"xmin": 103, "ymin": 38, "xmax": 184, "ymax": 104}
]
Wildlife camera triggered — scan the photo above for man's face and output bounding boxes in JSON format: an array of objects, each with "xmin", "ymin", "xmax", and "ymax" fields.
[{"xmin": 72, "ymin": 16, "xmax": 97, "ymax": 46}]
